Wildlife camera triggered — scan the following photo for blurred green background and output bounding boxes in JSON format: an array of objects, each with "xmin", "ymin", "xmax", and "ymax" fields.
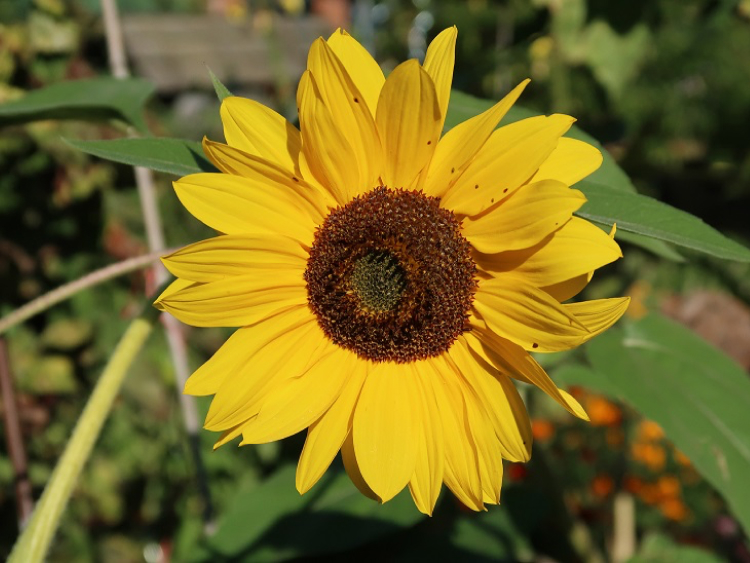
[{"xmin": 1, "ymin": 0, "xmax": 749, "ymax": 561}]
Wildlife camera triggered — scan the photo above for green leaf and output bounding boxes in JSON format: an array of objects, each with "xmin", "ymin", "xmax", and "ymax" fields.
[
  {"xmin": 608, "ymin": 228, "xmax": 685, "ymax": 262},
  {"xmin": 0, "ymin": 77, "xmax": 155, "ymax": 133},
  {"xmin": 577, "ymin": 182, "xmax": 750, "ymax": 262},
  {"xmin": 191, "ymin": 464, "xmax": 423, "ymax": 561},
  {"xmin": 628, "ymin": 532, "xmax": 724, "ymax": 563},
  {"xmin": 552, "ymin": 364, "xmax": 621, "ymax": 397},
  {"xmin": 208, "ymin": 67, "xmax": 233, "ymax": 101},
  {"xmin": 576, "ymin": 314, "xmax": 750, "ymax": 533},
  {"xmin": 64, "ymin": 137, "xmax": 216, "ymax": 177}
]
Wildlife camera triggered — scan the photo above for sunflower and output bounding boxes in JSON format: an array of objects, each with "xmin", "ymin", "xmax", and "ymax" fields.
[{"xmin": 155, "ymin": 27, "xmax": 629, "ymax": 514}]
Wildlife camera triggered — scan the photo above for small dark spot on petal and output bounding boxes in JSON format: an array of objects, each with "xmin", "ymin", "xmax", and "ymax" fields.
[
  {"xmin": 451, "ymin": 167, "xmax": 455, "ymax": 173},
  {"xmin": 292, "ymin": 176, "xmax": 300, "ymax": 182},
  {"xmin": 427, "ymin": 140, "xmax": 432, "ymax": 145},
  {"xmin": 474, "ymin": 184, "xmax": 479, "ymax": 190},
  {"xmin": 490, "ymin": 198, "xmax": 495, "ymax": 203},
  {"xmin": 503, "ymin": 188, "xmax": 508, "ymax": 193},
  {"xmin": 353, "ymin": 97, "xmax": 359, "ymax": 103},
  {"xmin": 532, "ymin": 343, "xmax": 539, "ymax": 349}
]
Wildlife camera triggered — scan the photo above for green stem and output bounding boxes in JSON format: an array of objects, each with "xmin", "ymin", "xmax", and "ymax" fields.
[
  {"xmin": 8, "ymin": 315, "xmax": 155, "ymax": 563},
  {"xmin": 0, "ymin": 249, "xmax": 171, "ymax": 336}
]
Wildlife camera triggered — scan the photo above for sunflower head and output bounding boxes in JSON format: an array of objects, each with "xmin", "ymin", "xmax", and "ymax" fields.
[
  {"xmin": 155, "ymin": 27, "xmax": 629, "ymax": 515},
  {"xmin": 305, "ymin": 186, "xmax": 477, "ymax": 363}
]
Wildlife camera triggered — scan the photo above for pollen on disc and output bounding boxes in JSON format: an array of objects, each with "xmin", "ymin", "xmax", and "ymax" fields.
[{"xmin": 305, "ymin": 187, "xmax": 477, "ymax": 363}]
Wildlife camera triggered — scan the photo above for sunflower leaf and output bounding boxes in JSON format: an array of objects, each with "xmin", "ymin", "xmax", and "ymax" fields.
[
  {"xmin": 562, "ymin": 314, "xmax": 750, "ymax": 533},
  {"xmin": 0, "ymin": 77, "xmax": 154, "ymax": 133},
  {"xmin": 64, "ymin": 137, "xmax": 217, "ymax": 176},
  {"xmin": 185, "ymin": 464, "xmax": 423, "ymax": 561},
  {"xmin": 577, "ymin": 182, "xmax": 750, "ymax": 262}
]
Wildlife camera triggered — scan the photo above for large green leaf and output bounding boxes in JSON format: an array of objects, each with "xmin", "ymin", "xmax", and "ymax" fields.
[
  {"xmin": 189, "ymin": 464, "xmax": 423, "ymax": 561},
  {"xmin": 628, "ymin": 533, "xmax": 723, "ymax": 563},
  {"xmin": 0, "ymin": 77, "xmax": 155, "ymax": 133},
  {"xmin": 557, "ymin": 314, "xmax": 750, "ymax": 533},
  {"xmin": 64, "ymin": 137, "xmax": 216, "ymax": 177},
  {"xmin": 577, "ymin": 182, "xmax": 750, "ymax": 262}
]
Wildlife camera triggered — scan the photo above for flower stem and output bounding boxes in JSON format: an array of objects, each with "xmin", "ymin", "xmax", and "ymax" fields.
[
  {"xmin": 7, "ymin": 313, "xmax": 156, "ymax": 563},
  {"xmin": 100, "ymin": 0, "xmax": 213, "ymax": 529},
  {"xmin": 0, "ymin": 249, "xmax": 171, "ymax": 336}
]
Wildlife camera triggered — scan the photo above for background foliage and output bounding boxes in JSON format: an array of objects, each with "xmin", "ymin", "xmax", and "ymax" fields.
[{"xmin": 1, "ymin": 0, "xmax": 750, "ymax": 561}]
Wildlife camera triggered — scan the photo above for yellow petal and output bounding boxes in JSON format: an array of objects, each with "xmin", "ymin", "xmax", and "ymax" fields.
[
  {"xmin": 297, "ymin": 70, "xmax": 359, "ymax": 205},
  {"xmin": 543, "ymin": 223, "xmax": 619, "ymax": 302},
  {"xmin": 296, "ymin": 361, "xmax": 369, "ymax": 494},
  {"xmin": 173, "ymin": 173, "xmax": 317, "ymax": 244},
  {"xmin": 202, "ymin": 137, "xmax": 334, "ymax": 218},
  {"xmin": 408, "ymin": 365, "xmax": 445, "ymax": 516},
  {"xmin": 466, "ymin": 330, "xmax": 589, "ymax": 420},
  {"xmin": 342, "ymin": 430, "xmax": 380, "ymax": 502},
  {"xmin": 450, "ymin": 338, "xmax": 532, "ymax": 462},
  {"xmin": 474, "ymin": 217, "xmax": 622, "ymax": 288},
  {"xmin": 220, "ymin": 96, "xmax": 302, "ymax": 172},
  {"xmin": 442, "ymin": 114, "xmax": 576, "ymax": 216},
  {"xmin": 306, "ymin": 38, "xmax": 383, "ymax": 196},
  {"xmin": 463, "ymin": 390, "xmax": 505, "ymax": 505},
  {"xmin": 154, "ymin": 278, "xmax": 196, "ymax": 311},
  {"xmin": 463, "ymin": 180, "xmax": 586, "ymax": 254},
  {"xmin": 353, "ymin": 362, "xmax": 419, "ymax": 502},
  {"xmin": 543, "ymin": 273, "xmax": 590, "ymax": 303},
  {"xmin": 326, "ymin": 28, "xmax": 384, "ymax": 116},
  {"xmin": 240, "ymin": 347, "xmax": 358, "ymax": 444},
  {"xmin": 184, "ymin": 326, "xmax": 256, "ymax": 396},
  {"xmin": 213, "ymin": 424, "xmax": 245, "ymax": 449},
  {"xmin": 531, "ymin": 137, "xmax": 603, "ymax": 186},
  {"xmin": 564, "ymin": 297, "xmax": 631, "ymax": 338},
  {"xmin": 423, "ymin": 79, "xmax": 529, "ymax": 198},
  {"xmin": 422, "ymin": 26, "xmax": 457, "ymax": 129},
  {"xmin": 162, "ymin": 234, "xmax": 308, "ymax": 284},
  {"xmin": 428, "ymin": 355, "xmax": 484, "ymax": 511},
  {"xmin": 155, "ymin": 270, "xmax": 306, "ymax": 328},
  {"xmin": 376, "ymin": 60, "xmax": 442, "ymax": 189},
  {"xmin": 204, "ymin": 308, "xmax": 324, "ymax": 431},
  {"xmin": 473, "ymin": 275, "xmax": 590, "ymax": 353}
]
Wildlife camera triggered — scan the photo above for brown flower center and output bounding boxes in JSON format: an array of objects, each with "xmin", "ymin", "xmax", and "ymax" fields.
[{"xmin": 304, "ymin": 187, "xmax": 476, "ymax": 363}]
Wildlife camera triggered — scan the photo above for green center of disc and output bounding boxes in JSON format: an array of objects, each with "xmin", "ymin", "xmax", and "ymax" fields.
[{"xmin": 351, "ymin": 251, "xmax": 406, "ymax": 313}]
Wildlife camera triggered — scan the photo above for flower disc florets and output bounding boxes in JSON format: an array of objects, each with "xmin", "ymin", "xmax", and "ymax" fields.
[{"xmin": 305, "ymin": 187, "xmax": 477, "ymax": 363}]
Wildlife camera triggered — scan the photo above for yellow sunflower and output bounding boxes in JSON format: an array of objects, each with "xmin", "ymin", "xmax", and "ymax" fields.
[{"xmin": 155, "ymin": 27, "xmax": 629, "ymax": 514}]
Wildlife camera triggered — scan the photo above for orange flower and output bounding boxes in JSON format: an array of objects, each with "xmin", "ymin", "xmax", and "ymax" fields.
[
  {"xmin": 531, "ymin": 419, "xmax": 555, "ymax": 442},
  {"xmin": 591, "ymin": 474, "xmax": 614, "ymax": 498},
  {"xmin": 638, "ymin": 420, "xmax": 664, "ymax": 442},
  {"xmin": 586, "ymin": 396, "xmax": 622, "ymax": 427},
  {"xmin": 659, "ymin": 497, "xmax": 689, "ymax": 521},
  {"xmin": 631, "ymin": 442, "xmax": 666, "ymax": 472},
  {"xmin": 656, "ymin": 475, "xmax": 681, "ymax": 498}
]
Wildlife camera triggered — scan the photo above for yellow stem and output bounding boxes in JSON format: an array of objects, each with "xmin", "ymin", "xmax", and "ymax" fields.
[{"xmin": 8, "ymin": 317, "xmax": 154, "ymax": 563}]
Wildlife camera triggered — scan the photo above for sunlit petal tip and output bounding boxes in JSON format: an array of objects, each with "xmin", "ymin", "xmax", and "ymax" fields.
[
  {"xmin": 560, "ymin": 389, "xmax": 590, "ymax": 421},
  {"xmin": 423, "ymin": 27, "xmax": 458, "ymax": 126}
]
